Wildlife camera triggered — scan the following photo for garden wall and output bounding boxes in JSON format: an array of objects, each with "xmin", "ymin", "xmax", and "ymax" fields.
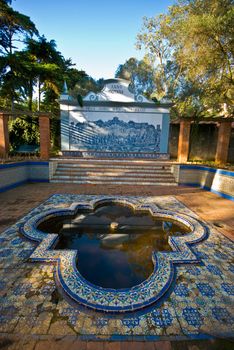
[
  {"xmin": 0, "ymin": 162, "xmax": 49, "ymax": 193},
  {"xmin": 169, "ymin": 123, "xmax": 234, "ymax": 163},
  {"xmin": 172, "ymin": 164, "xmax": 234, "ymax": 201}
]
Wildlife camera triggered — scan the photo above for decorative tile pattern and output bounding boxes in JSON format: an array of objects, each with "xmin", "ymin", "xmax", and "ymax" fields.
[
  {"xmin": 214, "ymin": 251, "xmax": 228, "ymax": 260},
  {"xmin": 206, "ymin": 264, "xmax": 222, "ymax": 276},
  {"xmin": 0, "ymin": 281, "xmax": 6, "ymax": 290},
  {"xmin": 151, "ymin": 309, "xmax": 173, "ymax": 327},
  {"xmin": 182, "ymin": 307, "xmax": 203, "ymax": 327},
  {"xmin": 122, "ymin": 318, "xmax": 140, "ymax": 328},
  {"xmin": 0, "ymin": 194, "xmax": 233, "ymax": 340},
  {"xmin": 13, "ymin": 283, "xmax": 32, "ymax": 296},
  {"xmin": 20, "ymin": 195, "xmax": 207, "ymax": 313},
  {"xmin": 212, "ymin": 307, "xmax": 234, "ymax": 325},
  {"xmin": 70, "ymin": 117, "xmax": 161, "ymax": 152},
  {"xmin": 221, "ymin": 283, "xmax": 234, "ymax": 296},
  {"xmin": 61, "ymin": 150, "xmax": 170, "ymax": 159},
  {"xmin": 0, "ymin": 249, "xmax": 12, "ymax": 257},
  {"xmin": 174, "ymin": 283, "xmax": 190, "ymax": 297},
  {"xmin": 196, "ymin": 283, "xmax": 215, "ymax": 297}
]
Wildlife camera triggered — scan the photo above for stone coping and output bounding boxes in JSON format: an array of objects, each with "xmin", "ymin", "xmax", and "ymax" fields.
[
  {"xmin": 0, "ymin": 161, "xmax": 49, "ymax": 169},
  {"xmin": 179, "ymin": 164, "xmax": 234, "ymax": 177}
]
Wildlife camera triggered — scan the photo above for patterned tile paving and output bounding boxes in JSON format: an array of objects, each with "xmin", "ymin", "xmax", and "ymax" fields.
[
  {"xmin": 20, "ymin": 195, "xmax": 208, "ymax": 313},
  {"xmin": 0, "ymin": 194, "xmax": 233, "ymax": 341}
]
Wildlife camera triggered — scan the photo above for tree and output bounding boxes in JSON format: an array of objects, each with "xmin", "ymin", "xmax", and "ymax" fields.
[
  {"xmin": 0, "ymin": 0, "xmax": 104, "ymax": 152},
  {"xmin": 25, "ymin": 36, "xmax": 66, "ymax": 111},
  {"xmin": 0, "ymin": 50, "xmax": 31, "ymax": 108},
  {"xmin": 137, "ymin": 0, "xmax": 234, "ymax": 117},
  {"xmin": 136, "ymin": 15, "xmax": 178, "ymax": 101},
  {"xmin": 169, "ymin": 0, "xmax": 233, "ymax": 116},
  {"xmin": 0, "ymin": 0, "xmax": 38, "ymax": 55},
  {"xmin": 0, "ymin": 0, "xmax": 38, "ymax": 109},
  {"xmin": 8, "ymin": 115, "xmax": 40, "ymax": 151},
  {"xmin": 69, "ymin": 73, "xmax": 102, "ymax": 97},
  {"xmin": 115, "ymin": 57, "xmax": 156, "ymax": 99}
]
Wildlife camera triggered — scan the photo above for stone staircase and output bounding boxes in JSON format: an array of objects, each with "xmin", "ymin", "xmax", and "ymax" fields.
[{"xmin": 50, "ymin": 159, "xmax": 177, "ymax": 186}]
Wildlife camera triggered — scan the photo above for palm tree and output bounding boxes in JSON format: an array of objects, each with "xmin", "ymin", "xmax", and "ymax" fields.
[{"xmin": 25, "ymin": 36, "xmax": 65, "ymax": 111}]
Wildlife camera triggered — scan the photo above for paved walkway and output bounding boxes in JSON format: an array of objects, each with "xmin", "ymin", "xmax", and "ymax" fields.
[
  {"xmin": 0, "ymin": 183, "xmax": 233, "ymax": 240},
  {"xmin": 0, "ymin": 183, "xmax": 233, "ymax": 350}
]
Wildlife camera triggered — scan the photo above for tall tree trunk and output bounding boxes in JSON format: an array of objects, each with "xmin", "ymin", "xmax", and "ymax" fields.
[
  {"xmin": 28, "ymin": 79, "xmax": 33, "ymax": 111},
  {"xmin": 38, "ymin": 78, "xmax": 41, "ymax": 111},
  {"xmin": 9, "ymin": 29, "xmax": 14, "ymax": 112},
  {"xmin": 11, "ymin": 93, "xmax": 14, "ymax": 112}
]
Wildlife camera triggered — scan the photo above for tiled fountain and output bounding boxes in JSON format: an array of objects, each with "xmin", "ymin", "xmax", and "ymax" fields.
[
  {"xmin": 0, "ymin": 194, "xmax": 233, "ymax": 340},
  {"xmin": 21, "ymin": 196, "xmax": 207, "ymax": 313}
]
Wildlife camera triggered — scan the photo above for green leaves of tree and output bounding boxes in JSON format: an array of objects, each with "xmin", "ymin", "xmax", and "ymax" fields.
[
  {"xmin": 115, "ymin": 57, "xmax": 156, "ymax": 99},
  {"xmin": 0, "ymin": 0, "xmax": 38, "ymax": 54},
  {"xmin": 0, "ymin": 0, "xmax": 100, "ymax": 150},
  {"xmin": 137, "ymin": 0, "xmax": 234, "ymax": 117}
]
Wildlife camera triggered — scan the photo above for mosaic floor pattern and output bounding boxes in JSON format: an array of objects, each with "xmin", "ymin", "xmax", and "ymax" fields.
[{"xmin": 0, "ymin": 194, "xmax": 233, "ymax": 341}]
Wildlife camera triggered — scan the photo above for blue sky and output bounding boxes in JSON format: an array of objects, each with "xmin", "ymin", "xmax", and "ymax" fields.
[{"xmin": 13, "ymin": 0, "xmax": 175, "ymax": 79}]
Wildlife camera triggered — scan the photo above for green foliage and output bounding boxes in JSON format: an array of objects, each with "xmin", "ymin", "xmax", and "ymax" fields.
[
  {"xmin": 69, "ymin": 74, "xmax": 102, "ymax": 98},
  {"xmin": 9, "ymin": 117, "xmax": 39, "ymax": 151},
  {"xmin": 0, "ymin": 2, "xmax": 108, "ymax": 156},
  {"xmin": 0, "ymin": 1, "xmax": 101, "ymax": 151},
  {"xmin": 136, "ymin": 15, "xmax": 175, "ymax": 101},
  {"xmin": 0, "ymin": 0, "xmax": 38, "ymax": 109},
  {"xmin": 137, "ymin": 0, "xmax": 234, "ymax": 117},
  {"xmin": 77, "ymin": 94, "xmax": 83, "ymax": 107},
  {"xmin": 0, "ymin": 0, "xmax": 38, "ymax": 54},
  {"xmin": 24, "ymin": 36, "xmax": 67, "ymax": 111},
  {"xmin": 115, "ymin": 57, "xmax": 156, "ymax": 98}
]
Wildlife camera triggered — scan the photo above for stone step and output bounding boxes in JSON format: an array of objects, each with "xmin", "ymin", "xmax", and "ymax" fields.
[
  {"xmin": 51, "ymin": 158, "xmax": 173, "ymax": 165},
  {"xmin": 54, "ymin": 174, "xmax": 174, "ymax": 180},
  {"xmin": 52, "ymin": 175, "xmax": 176, "ymax": 182},
  {"xmin": 55, "ymin": 169, "xmax": 172, "ymax": 176},
  {"xmin": 57, "ymin": 164, "xmax": 172, "ymax": 171},
  {"xmin": 51, "ymin": 159, "xmax": 176, "ymax": 186},
  {"xmin": 51, "ymin": 179, "xmax": 177, "ymax": 186},
  {"xmin": 54, "ymin": 172, "xmax": 173, "ymax": 179}
]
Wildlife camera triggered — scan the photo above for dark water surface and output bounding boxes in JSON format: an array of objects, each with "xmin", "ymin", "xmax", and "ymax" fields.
[{"xmin": 38, "ymin": 203, "xmax": 190, "ymax": 289}]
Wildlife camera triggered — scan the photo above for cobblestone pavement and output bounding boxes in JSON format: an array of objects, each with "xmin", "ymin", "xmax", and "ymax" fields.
[{"xmin": 0, "ymin": 183, "xmax": 233, "ymax": 349}]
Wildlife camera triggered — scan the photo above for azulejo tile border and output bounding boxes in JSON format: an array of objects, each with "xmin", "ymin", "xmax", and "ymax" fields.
[
  {"xmin": 61, "ymin": 151, "xmax": 170, "ymax": 159},
  {"xmin": 20, "ymin": 195, "xmax": 208, "ymax": 313}
]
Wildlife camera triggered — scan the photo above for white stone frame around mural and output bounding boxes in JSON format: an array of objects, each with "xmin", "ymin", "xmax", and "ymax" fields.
[{"xmin": 60, "ymin": 79, "xmax": 171, "ymax": 159}]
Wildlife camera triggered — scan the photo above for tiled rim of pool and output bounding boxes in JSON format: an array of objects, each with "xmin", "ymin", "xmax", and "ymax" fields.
[
  {"xmin": 1, "ymin": 194, "xmax": 233, "ymax": 341},
  {"xmin": 21, "ymin": 196, "xmax": 208, "ymax": 313}
]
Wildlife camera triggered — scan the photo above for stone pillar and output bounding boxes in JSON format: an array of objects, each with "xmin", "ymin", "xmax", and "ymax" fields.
[
  {"xmin": 160, "ymin": 113, "xmax": 170, "ymax": 154},
  {"xmin": 177, "ymin": 120, "xmax": 191, "ymax": 163},
  {"xmin": 215, "ymin": 121, "xmax": 232, "ymax": 164},
  {"xmin": 39, "ymin": 114, "xmax": 50, "ymax": 160},
  {"xmin": 0, "ymin": 113, "xmax": 9, "ymax": 158}
]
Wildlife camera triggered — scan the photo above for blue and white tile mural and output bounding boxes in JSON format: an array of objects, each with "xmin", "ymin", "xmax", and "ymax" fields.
[
  {"xmin": 70, "ymin": 117, "xmax": 161, "ymax": 152},
  {"xmin": 60, "ymin": 79, "xmax": 170, "ymax": 157}
]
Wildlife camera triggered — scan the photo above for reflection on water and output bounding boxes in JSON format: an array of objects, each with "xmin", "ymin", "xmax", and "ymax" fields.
[{"xmin": 38, "ymin": 203, "xmax": 190, "ymax": 289}]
